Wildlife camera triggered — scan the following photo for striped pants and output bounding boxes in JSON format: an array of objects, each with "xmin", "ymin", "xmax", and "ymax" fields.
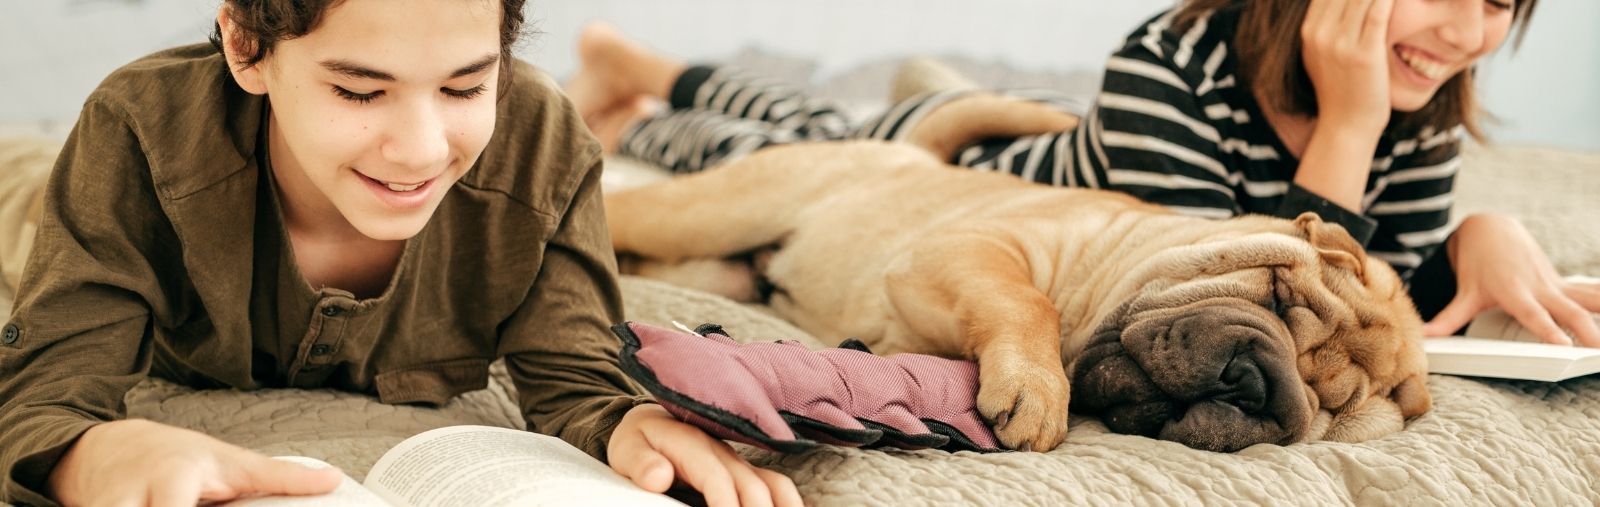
[{"xmin": 618, "ymin": 65, "xmax": 1088, "ymax": 179}]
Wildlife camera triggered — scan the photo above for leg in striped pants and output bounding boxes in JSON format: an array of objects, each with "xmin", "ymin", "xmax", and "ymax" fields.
[{"xmin": 619, "ymin": 65, "xmax": 1088, "ymax": 181}]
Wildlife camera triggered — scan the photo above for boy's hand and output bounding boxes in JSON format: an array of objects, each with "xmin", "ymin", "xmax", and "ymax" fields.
[
  {"xmin": 608, "ymin": 404, "xmax": 803, "ymax": 507},
  {"xmin": 48, "ymin": 419, "xmax": 343, "ymax": 506}
]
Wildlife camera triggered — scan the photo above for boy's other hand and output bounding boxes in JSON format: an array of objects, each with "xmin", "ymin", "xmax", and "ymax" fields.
[
  {"xmin": 47, "ymin": 419, "xmax": 343, "ymax": 506},
  {"xmin": 609, "ymin": 404, "xmax": 803, "ymax": 507}
]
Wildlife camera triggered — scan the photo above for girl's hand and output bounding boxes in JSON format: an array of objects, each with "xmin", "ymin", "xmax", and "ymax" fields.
[
  {"xmin": 608, "ymin": 404, "xmax": 803, "ymax": 507},
  {"xmin": 1301, "ymin": 0, "xmax": 1395, "ymax": 132},
  {"xmin": 1423, "ymin": 214, "xmax": 1600, "ymax": 346}
]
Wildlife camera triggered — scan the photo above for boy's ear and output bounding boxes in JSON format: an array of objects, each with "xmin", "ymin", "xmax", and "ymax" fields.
[{"xmin": 217, "ymin": 6, "xmax": 268, "ymax": 95}]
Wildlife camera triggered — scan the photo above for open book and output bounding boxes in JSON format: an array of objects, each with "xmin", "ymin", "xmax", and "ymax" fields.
[
  {"xmin": 1424, "ymin": 308, "xmax": 1600, "ymax": 382},
  {"xmin": 226, "ymin": 425, "xmax": 684, "ymax": 507}
]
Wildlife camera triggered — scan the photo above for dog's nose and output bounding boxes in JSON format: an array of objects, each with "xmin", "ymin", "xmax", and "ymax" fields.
[{"xmin": 1071, "ymin": 299, "xmax": 1313, "ymax": 452}]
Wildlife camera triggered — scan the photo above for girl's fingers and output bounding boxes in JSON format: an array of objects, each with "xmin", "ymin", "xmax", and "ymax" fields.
[
  {"xmin": 1341, "ymin": 0, "xmax": 1378, "ymax": 32},
  {"xmin": 1303, "ymin": 0, "xmax": 1337, "ymax": 37},
  {"xmin": 1563, "ymin": 283, "xmax": 1600, "ymax": 313},
  {"xmin": 1543, "ymin": 291, "xmax": 1600, "ymax": 348},
  {"xmin": 1362, "ymin": 0, "xmax": 1395, "ymax": 46},
  {"xmin": 1501, "ymin": 291, "xmax": 1571, "ymax": 345},
  {"xmin": 1422, "ymin": 292, "xmax": 1486, "ymax": 337}
]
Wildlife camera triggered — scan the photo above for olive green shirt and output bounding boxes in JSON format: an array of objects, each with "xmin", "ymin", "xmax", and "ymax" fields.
[{"xmin": 0, "ymin": 44, "xmax": 649, "ymax": 504}]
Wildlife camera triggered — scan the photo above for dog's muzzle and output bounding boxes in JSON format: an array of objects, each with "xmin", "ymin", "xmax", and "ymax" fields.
[{"xmin": 1070, "ymin": 298, "xmax": 1313, "ymax": 452}]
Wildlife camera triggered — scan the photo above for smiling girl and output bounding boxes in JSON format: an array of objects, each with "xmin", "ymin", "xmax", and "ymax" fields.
[
  {"xmin": 571, "ymin": 0, "xmax": 1600, "ymax": 349},
  {"xmin": 0, "ymin": 1, "xmax": 798, "ymax": 506}
]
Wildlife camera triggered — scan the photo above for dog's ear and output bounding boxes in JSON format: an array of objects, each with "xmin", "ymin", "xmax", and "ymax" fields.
[{"xmin": 1294, "ymin": 213, "xmax": 1367, "ymax": 280}]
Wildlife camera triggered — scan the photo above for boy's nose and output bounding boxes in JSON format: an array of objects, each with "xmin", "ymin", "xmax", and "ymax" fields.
[{"xmin": 382, "ymin": 100, "xmax": 451, "ymax": 173}]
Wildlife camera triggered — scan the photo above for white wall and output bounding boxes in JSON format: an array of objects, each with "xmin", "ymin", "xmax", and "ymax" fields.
[
  {"xmin": 2, "ymin": 0, "xmax": 1596, "ymax": 151},
  {"xmin": 530, "ymin": 0, "xmax": 1176, "ymax": 82},
  {"xmin": 1475, "ymin": 1, "xmax": 1600, "ymax": 151}
]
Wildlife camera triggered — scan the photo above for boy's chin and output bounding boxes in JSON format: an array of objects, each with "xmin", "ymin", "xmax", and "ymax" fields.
[{"xmin": 350, "ymin": 216, "xmax": 430, "ymax": 242}]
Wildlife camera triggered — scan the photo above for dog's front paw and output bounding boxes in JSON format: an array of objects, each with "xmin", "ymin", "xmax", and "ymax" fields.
[{"xmin": 975, "ymin": 350, "xmax": 1070, "ymax": 452}]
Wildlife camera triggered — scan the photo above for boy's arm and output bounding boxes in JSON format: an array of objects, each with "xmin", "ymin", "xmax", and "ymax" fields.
[
  {"xmin": 497, "ymin": 152, "xmax": 653, "ymax": 462},
  {"xmin": 0, "ymin": 98, "xmax": 168, "ymax": 504}
]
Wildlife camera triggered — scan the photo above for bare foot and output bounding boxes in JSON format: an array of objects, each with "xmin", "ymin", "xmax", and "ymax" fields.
[
  {"xmin": 587, "ymin": 96, "xmax": 660, "ymax": 153},
  {"xmin": 889, "ymin": 57, "xmax": 980, "ymax": 103},
  {"xmin": 566, "ymin": 24, "xmax": 682, "ymax": 120}
]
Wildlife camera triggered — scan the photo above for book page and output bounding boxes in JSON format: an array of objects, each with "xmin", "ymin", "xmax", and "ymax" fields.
[
  {"xmin": 363, "ymin": 425, "xmax": 684, "ymax": 507},
  {"xmin": 222, "ymin": 457, "xmax": 390, "ymax": 507}
]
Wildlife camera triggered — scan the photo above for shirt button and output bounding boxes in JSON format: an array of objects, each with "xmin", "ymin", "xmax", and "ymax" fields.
[
  {"xmin": 321, "ymin": 306, "xmax": 342, "ymax": 317},
  {"xmin": 2, "ymin": 324, "xmax": 19, "ymax": 345},
  {"xmin": 310, "ymin": 344, "xmax": 333, "ymax": 356}
]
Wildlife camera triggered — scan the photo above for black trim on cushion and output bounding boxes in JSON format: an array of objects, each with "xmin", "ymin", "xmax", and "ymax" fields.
[{"xmin": 612, "ymin": 322, "xmax": 817, "ymax": 454}]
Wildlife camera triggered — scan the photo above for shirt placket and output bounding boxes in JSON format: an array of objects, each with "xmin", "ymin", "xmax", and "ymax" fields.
[{"xmin": 287, "ymin": 295, "xmax": 358, "ymax": 387}]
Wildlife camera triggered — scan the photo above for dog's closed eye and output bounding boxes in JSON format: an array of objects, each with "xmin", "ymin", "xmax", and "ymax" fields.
[{"xmin": 1268, "ymin": 270, "xmax": 1291, "ymax": 319}]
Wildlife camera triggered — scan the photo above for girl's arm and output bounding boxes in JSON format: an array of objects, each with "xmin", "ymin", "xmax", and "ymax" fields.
[
  {"xmin": 1062, "ymin": 8, "xmax": 1380, "ymax": 241},
  {"xmin": 1293, "ymin": 0, "xmax": 1396, "ymax": 212}
]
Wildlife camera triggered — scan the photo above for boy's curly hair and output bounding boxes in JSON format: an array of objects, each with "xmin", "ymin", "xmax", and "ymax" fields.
[{"xmin": 209, "ymin": 0, "xmax": 530, "ymax": 90}]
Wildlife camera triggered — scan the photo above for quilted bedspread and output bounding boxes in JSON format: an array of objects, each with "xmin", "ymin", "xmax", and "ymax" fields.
[{"xmin": 107, "ymin": 276, "xmax": 1600, "ymax": 506}]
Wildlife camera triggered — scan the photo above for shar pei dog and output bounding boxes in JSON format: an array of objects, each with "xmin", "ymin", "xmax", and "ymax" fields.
[{"xmin": 604, "ymin": 101, "xmax": 1431, "ymax": 453}]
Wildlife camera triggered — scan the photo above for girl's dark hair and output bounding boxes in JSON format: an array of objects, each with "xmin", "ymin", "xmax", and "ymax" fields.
[
  {"xmin": 209, "ymin": 0, "xmax": 529, "ymax": 87},
  {"xmin": 1174, "ymin": 0, "xmax": 1539, "ymax": 141}
]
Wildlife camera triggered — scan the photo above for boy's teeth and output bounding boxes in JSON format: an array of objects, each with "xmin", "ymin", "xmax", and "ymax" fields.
[
  {"xmin": 384, "ymin": 181, "xmax": 424, "ymax": 192},
  {"xmin": 1399, "ymin": 48, "xmax": 1450, "ymax": 80}
]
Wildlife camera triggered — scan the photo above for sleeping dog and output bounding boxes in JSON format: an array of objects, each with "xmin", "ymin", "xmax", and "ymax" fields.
[{"xmin": 605, "ymin": 108, "xmax": 1430, "ymax": 453}]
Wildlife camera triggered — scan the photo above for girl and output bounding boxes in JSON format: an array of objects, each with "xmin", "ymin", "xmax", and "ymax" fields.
[
  {"xmin": 567, "ymin": 0, "xmax": 1600, "ymax": 349},
  {"xmin": 0, "ymin": 1, "xmax": 799, "ymax": 506}
]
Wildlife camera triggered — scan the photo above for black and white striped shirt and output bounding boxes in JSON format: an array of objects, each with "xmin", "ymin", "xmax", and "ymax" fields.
[{"xmin": 945, "ymin": 6, "xmax": 1460, "ymax": 282}]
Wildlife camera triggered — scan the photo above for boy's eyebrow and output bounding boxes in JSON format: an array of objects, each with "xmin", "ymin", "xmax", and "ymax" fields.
[
  {"xmin": 319, "ymin": 53, "xmax": 500, "ymax": 82},
  {"xmin": 450, "ymin": 54, "xmax": 501, "ymax": 79},
  {"xmin": 321, "ymin": 59, "xmax": 396, "ymax": 81}
]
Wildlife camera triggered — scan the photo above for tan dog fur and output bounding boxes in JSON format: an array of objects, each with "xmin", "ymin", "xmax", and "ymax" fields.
[{"xmin": 605, "ymin": 97, "xmax": 1430, "ymax": 452}]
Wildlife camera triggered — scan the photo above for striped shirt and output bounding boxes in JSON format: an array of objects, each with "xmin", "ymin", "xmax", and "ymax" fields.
[{"xmin": 952, "ymin": 5, "xmax": 1460, "ymax": 282}]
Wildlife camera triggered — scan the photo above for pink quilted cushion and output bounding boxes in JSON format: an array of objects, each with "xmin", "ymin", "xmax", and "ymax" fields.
[{"xmin": 613, "ymin": 321, "xmax": 1001, "ymax": 453}]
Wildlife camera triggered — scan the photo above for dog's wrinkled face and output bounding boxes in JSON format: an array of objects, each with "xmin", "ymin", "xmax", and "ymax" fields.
[{"xmin": 1070, "ymin": 214, "xmax": 1431, "ymax": 452}]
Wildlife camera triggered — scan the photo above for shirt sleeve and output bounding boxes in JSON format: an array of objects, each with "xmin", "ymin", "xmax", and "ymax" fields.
[
  {"xmin": 0, "ymin": 98, "xmax": 171, "ymax": 505},
  {"xmin": 496, "ymin": 150, "xmax": 652, "ymax": 463},
  {"xmin": 1361, "ymin": 127, "xmax": 1464, "ymax": 282},
  {"xmin": 1062, "ymin": 21, "xmax": 1243, "ymax": 220}
]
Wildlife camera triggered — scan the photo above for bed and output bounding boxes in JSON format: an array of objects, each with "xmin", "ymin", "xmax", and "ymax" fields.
[{"xmin": 3, "ymin": 96, "xmax": 1599, "ymax": 506}]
